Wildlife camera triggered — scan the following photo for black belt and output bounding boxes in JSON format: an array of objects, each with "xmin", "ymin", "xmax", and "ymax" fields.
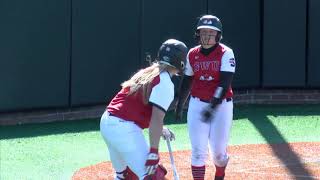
[{"xmin": 191, "ymin": 96, "xmax": 232, "ymax": 103}]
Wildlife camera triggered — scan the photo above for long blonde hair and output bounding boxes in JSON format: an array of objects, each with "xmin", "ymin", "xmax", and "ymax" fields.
[{"xmin": 121, "ymin": 62, "xmax": 173, "ymax": 104}]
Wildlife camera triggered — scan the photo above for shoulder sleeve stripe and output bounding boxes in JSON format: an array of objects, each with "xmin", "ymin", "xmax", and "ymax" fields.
[{"xmin": 149, "ymin": 102, "xmax": 167, "ymax": 113}]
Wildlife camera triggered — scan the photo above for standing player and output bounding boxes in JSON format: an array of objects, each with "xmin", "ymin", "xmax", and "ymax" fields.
[
  {"xmin": 175, "ymin": 15, "xmax": 236, "ymax": 180},
  {"xmin": 100, "ymin": 39, "xmax": 188, "ymax": 179}
]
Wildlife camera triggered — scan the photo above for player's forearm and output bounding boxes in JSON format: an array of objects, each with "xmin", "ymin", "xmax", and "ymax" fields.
[
  {"xmin": 211, "ymin": 71, "xmax": 234, "ymax": 107},
  {"xmin": 177, "ymin": 75, "xmax": 193, "ymax": 107},
  {"xmin": 149, "ymin": 106, "xmax": 165, "ymax": 149},
  {"xmin": 219, "ymin": 71, "xmax": 234, "ymax": 90}
]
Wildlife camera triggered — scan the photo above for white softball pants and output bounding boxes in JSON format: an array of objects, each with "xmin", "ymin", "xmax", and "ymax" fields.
[
  {"xmin": 100, "ymin": 111, "xmax": 148, "ymax": 179},
  {"xmin": 187, "ymin": 96, "xmax": 233, "ymax": 167}
]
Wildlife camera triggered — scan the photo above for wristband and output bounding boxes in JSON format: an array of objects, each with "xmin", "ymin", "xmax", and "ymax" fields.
[{"xmin": 214, "ymin": 87, "xmax": 223, "ymax": 99}]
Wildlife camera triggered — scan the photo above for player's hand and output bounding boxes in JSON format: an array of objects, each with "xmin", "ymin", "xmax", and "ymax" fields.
[
  {"xmin": 145, "ymin": 148, "xmax": 159, "ymax": 175},
  {"xmin": 202, "ymin": 106, "xmax": 215, "ymax": 122},
  {"xmin": 202, "ymin": 98, "xmax": 221, "ymax": 122},
  {"xmin": 174, "ymin": 103, "xmax": 184, "ymax": 121},
  {"xmin": 162, "ymin": 127, "xmax": 175, "ymax": 141}
]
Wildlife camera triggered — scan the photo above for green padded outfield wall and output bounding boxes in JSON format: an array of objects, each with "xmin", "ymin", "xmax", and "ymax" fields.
[
  {"xmin": 308, "ymin": 0, "xmax": 320, "ymax": 87},
  {"xmin": 0, "ymin": 0, "xmax": 70, "ymax": 112},
  {"xmin": 141, "ymin": 0, "xmax": 206, "ymax": 93},
  {"xmin": 208, "ymin": 0, "xmax": 261, "ymax": 88},
  {"xmin": 263, "ymin": 0, "xmax": 306, "ymax": 87},
  {"xmin": 71, "ymin": 0, "xmax": 141, "ymax": 106},
  {"xmin": 142, "ymin": 0, "xmax": 206, "ymax": 64},
  {"xmin": 1, "ymin": 0, "xmax": 317, "ymax": 112}
]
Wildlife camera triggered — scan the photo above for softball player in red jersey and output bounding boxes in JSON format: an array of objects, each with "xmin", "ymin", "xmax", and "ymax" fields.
[
  {"xmin": 100, "ymin": 39, "xmax": 188, "ymax": 180},
  {"xmin": 175, "ymin": 15, "xmax": 236, "ymax": 180}
]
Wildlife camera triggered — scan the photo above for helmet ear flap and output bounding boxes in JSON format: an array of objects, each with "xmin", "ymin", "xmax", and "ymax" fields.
[{"xmin": 215, "ymin": 32, "xmax": 222, "ymax": 42}]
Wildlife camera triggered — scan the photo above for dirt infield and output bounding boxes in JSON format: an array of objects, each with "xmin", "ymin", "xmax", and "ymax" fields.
[{"xmin": 72, "ymin": 142, "xmax": 320, "ymax": 180}]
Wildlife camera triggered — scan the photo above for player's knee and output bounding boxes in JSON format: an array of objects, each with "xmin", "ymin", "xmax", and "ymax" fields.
[
  {"xmin": 213, "ymin": 153, "xmax": 229, "ymax": 167},
  {"xmin": 191, "ymin": 151, "xmax": 208, "ymax": 166}
]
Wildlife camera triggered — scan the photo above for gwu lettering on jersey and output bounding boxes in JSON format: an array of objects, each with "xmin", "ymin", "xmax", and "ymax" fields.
[{"xmin": 185, "ymin": 44, "xmax": 235, "ymax": 101}]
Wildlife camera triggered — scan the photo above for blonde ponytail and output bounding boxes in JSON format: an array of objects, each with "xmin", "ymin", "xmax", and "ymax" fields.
[{"xmin": 121, "ymin": 62, "xmax": 171, "ymax": 104}]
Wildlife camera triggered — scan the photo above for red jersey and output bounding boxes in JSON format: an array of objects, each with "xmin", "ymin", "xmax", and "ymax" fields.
[
  {"xmin": 107, "ymin": 71, "xmax": 174, "ymax": 129},
  {"xmin": 184, "ymin": 43, "xmax": 236, "ymax": 101}
]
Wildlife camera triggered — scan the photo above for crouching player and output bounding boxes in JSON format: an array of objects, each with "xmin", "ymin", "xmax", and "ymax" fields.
[{"xmin": 100, "ymin": 39, "xmax": 188, "ymax": 179}]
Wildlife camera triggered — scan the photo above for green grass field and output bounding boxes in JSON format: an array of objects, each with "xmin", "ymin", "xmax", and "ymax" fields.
[{"xmin": 1, "ymin": 105, "xmax": 319, "ymax": 180}]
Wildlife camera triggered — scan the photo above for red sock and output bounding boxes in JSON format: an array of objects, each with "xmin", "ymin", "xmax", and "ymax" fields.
[
  {"xmin": 215, "ymin": 165, "xmax": 226, "ymax": 177},
  {"xmin": 191, "ymin": 165, "xmax": 205, "ymax": 180}
]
